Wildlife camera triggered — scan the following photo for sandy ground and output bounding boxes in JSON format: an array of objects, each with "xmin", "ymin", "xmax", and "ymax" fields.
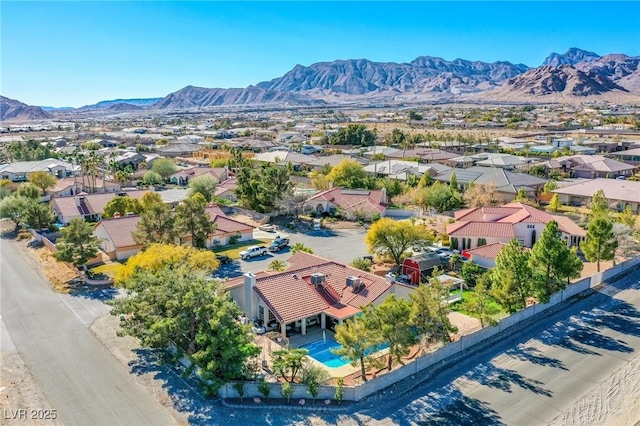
[{"xmin": 0, "ymin": 353, "xmax": 63, "ymax": 426}]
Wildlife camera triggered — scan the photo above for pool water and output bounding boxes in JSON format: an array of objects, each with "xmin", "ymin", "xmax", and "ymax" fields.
[
  {"xmin": 301, "ymin": 339, "xmax": 349, "ymax": 368},
  {"xmin": 301, "ymin": 339, "xmax": 390, "ymax": 368}
]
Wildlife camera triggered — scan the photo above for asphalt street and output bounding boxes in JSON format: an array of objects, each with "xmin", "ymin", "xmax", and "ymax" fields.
[{"xmin": 0, "ymin": 239, "xmax": 177, "ymax": 426}]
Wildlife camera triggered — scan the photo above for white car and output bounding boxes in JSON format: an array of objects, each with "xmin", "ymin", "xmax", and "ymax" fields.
[{"xmin": 239, "ymin": 246, "xmax": 268, "ymax": 260}]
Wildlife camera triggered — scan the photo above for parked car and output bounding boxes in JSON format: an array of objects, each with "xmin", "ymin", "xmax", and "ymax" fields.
[
  {"xmin": 428, "ymin": 247, "xmax": 451, "ymax": 259},
  {"xmin": 259, "ymin": 224, "xmax": 276, "ymax": 232},
  {"xmin": 239, "ymin": 246, "xmax": 268, "ymax": 260},
  {"xmin": 216, "ymin": 254, "xmax": 231, "ymax": 264},
  {"xmin": 268, "ymin": 237, "xmax": 290, "ymax": 252}
]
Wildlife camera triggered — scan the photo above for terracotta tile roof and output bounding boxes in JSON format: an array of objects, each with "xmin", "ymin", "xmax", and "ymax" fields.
[
  {"xmin": 465, "ymin": 242, "xmax": 507, "ymax": 260},
  {"xmin": 306, "ymin": 187, "xmax": 387, "ymax": 214},
  {"xmin": 94, "ymin": 215, "xmax": 141, "ymax": 248},
  {"xmin": 251, "ymin": 256, "xmax": 392, "ymax": 324},
  {"xmin": 285, "ymin": 251, "xmax": 334, "ymax": 270},
  {"xmin": 205, "ymin": 205, "xmax": 254, "ymax": 235},
  {"xmin": 551, "ymin": 215, "xmax": 586, "ymax": 237},
  {"xmin": 448, "ymin": 222, "xmax": 516, "ymax": 238}
]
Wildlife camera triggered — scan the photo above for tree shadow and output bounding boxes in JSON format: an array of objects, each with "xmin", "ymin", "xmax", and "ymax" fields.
[
  {"xmin": 567, "ymin": 326, "xmax": 633, "ymax": 353},
  {"xmin": 505, "ymin": 345, "xmax": 568, "ymax": 370},
  {"xmin": 68, "ymin": 286, "xmax": 121, "ymax": 301},
  {"xmin": 464, "ymin": 363, "xmax": 553, "ymax": 397},
  {"xmin": 211, "ymin": 261, "xmax": 244, "ymax": 279},
  {"xmin": 416, "ymin": 393, "xmax": 505, "ymax": 426}
]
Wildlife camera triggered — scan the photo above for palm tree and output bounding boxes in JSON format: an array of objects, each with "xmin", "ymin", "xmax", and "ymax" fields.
[{"xmin": 268, "ymin": 259, "xmax": 286, "ymax": 272}]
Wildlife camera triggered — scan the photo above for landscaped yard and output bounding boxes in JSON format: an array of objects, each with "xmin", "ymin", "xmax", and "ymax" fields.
[
  {"xmin": 212, "ymin": 239, "xmax": 271, "ymax": 259},
  {"xmin": 450, "ymin": 289, "xmax": 508, "ymax": 321},
  {"xmin": 91, "ymin": 262, "xmax": 124, "ymax": 278}
]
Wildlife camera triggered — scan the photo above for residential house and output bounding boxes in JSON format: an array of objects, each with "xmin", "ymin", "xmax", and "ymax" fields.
[
  {"xmin": 253, "ymin": 151, "xmax": 316, "ymax": 167},
  {"xmin": 213, "ymin": 177, "xmax": 238, "ymax": 202},
  {"xmin": 446, "ymin": 202, "xmax": 585, "ymax": 251},
  {"xmin": 0, "ymin": 158, "xmax": 76, "ymax": 182},
  {"xmin": 93, "ymin": 215, "xmax": 143, "ymax": 261},
  {"xmin": 385, "ymin": 148, "xmax": 458, "ymax": 163},
  {"xmin": 93, "ymin": 204, "xmax": 254, "ymax": 261},
  {"xmin": 304, "ymin": 187, "xmax": 387, "ymax": 220},
  {"xmin": 609, "ymin": 148, "xmax": 640, "ymax": 166},
  {"xmin": 169, "ymin": 166, "xmax": 229, "ymax": 186},
  {"xmin": 52, "ymin": 190, "xmax": 148, "ymax": 224},
  {"xmin": 549, "ymin": 155, "xmax": 636, "ymax": 179},
  {"xmin": 363, "ymin": 160, "xmax": 452, "ymax": 181},
  {"xmin": 157, "ymin": 143, "xmax": 203, "ymax": 158},
  {"xmin": 434, "ymin": 166, "xmax": 547, "ymax": 202},
  {"xmin": 48, "ymin": 177, "xmax": 121, "ymax": 198},
  {"xmin": 225, "ymin": 252, "xmax": 394, "ymax": 337},
  {"xmin": 462, "ymin": 242, "xmax": 507, "ymax": 268},
  {"xmin": 551, "ymin": 178, "xmax": 640, "ymax": 213}
]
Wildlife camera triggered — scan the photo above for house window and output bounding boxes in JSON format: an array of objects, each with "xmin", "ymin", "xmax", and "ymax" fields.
[{"xmin": 527, "ymin": 225, "xmax": 535, "ymax": 229}]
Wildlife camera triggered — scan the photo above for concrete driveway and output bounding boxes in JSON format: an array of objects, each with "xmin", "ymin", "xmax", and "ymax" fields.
[{"xmin": 214, "ymin": 227, "xmax": 369, "ymax": 278}]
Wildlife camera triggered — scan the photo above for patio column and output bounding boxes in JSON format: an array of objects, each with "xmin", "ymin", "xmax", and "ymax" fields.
[
  {"xmin": 338, "ymin": 319, "xmax": 343, "ymax": 326},
  {"xmin": 281, "ymin": 322, "xmax": 287, "ymax": 337},
  {"xmin": 321, "ymin": 313, "xmax": 326, "ymax": 329},
  {"xmin": 301, "ymin": 318, "xmax": 307, "ymax": 336},
  {"xmin": 263, "ymin": 307, "xmax": 269, "ymax": 328}
]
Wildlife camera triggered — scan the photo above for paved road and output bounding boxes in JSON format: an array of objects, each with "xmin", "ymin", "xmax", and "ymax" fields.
[{"xmin": 0, "ymin": 239, "xmax": 177, "ymax": 426}]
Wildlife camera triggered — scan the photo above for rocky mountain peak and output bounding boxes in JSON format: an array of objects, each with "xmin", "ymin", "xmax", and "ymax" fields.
[{"xmin": 542, "ymin": 47, "xmax": 601, "ymax": 67}]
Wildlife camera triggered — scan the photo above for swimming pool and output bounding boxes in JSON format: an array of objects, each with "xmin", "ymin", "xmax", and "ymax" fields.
[
  {"xmin": 301, "ymin": 339, "xmax": 350, "ymax": 368},
  {"xmin": 301, "ymin": 338, "xmax": 389, "ymax": 368}
]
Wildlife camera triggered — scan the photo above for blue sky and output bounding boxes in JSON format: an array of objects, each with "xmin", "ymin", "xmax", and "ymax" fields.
[{"xmin": 2, "ymin": 1, "xmax": 639, "ymax": 107}]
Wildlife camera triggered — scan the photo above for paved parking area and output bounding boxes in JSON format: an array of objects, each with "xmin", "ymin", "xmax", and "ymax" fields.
[{"xmin": 214, "ymin": 227, "xmax": 369, "ymax": 278}]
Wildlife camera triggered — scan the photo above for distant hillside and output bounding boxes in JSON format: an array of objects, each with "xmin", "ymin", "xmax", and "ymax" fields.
[
  {"xmin": 79, "ymin": 97, "xmax": 162, "ymax": 110},
  {"xmin": 576, "ymin": 54, "xmax": 640, "ymax": 92},
  {"xmin": 0, "ymin": 96, "xmax": 52, "ymax": 121},
  {"xmin": 542, "ymin": 47, "xmax": 601, "ymax": 67},
  {"xmin": 106, "ymin": 102, "xmax": 144, "ymax": 111}
]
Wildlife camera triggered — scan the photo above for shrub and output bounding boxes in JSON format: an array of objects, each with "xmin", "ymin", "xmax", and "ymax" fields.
[
  {"xmin": 257, "ymin": 379, "xmax": 270, "ymax": 401},
  {"xmin": 335, "ymin": 377, "xmax": 344, "ymax": 405},
  {"xmin": 232, "ymin": 382, "xmax": 245, "ymax": 403}
]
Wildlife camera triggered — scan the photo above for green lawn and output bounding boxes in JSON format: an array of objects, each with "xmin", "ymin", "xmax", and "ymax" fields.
[
  {"xmin": 212, "ymin": 239, "xmax": 271, "ymax": 259},
  {"xmin": 90, "ymin": 262, "xmax": 124, "ymax": 278},
  {"xmin": 450, "ymin": 289, "xmax": 508, "ymax": 321}
]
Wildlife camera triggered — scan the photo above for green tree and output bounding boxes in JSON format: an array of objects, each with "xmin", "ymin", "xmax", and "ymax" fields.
[
  {"xmin": 280, "ymin": 381, "xmax": 293, "ymax": 404},
  {"xmin": 529, "ymin": 221, "xmax": 582, "ymax": 302},
  {"xmin": 55, "ymin": 218, "xmax": 100, "ymax": 268},
  {"xmin": 109, "ymin": 266, "xmax": 259, "ymax": 393},
  {"xmin": 142, "ymin": 171, "xmax": 164, "ymax": 186},
  {"xmin": 233, "ymin": 381, "xmax": 245, "ymax": 403},
  {"xmin": 589, "ymin": 189, "xmax": 610, "ymax": 220},
  {"xmin": 409, "ymin": 269, "xmax": 457, "ymax": 346},
  {"xmin": 291, "ymin": 243, "xmax": 314, "ymax": 254},
  {"xmin": 365, "ymin": 217, "xmax": 428, "ymax": 265},
  {"xmin": 326, "ymin": 159, "xmax": 375, "ymax": 189},
  {"xmin": 528, "ymin": 164, "xmax": 548, "ymax": 178},
  {"xmin": 461, "ymin": 274, "xmax": 499, "ymax": 327},
  {"xmin": 548, "ymin": 194, "xmax": 562, "ymax": 212},
  {"xmin": 268, "ymin": 259, "xmax": 287, "ymax": 272},
  {"xmin": 0, "ymin": 179, "xmax": 18, "ymax": 199},
  {"xmin": 27, "ymin": 171, "xmax": 57, "ymax": 195},
  {"xmin": 369, "ymin": 295, "xmax": 417, "ymax": 371},
  {"xmin": 175, "ymin": 193, "xmax": 215, "ymax": 248},
  {"xmin": 581, "ymin": 218, "xmax": 617, "ymax": 272},
  {"xmin": 16, "ymin": 183, "xmax": 41, "ymax": 200},
  {"xmin": 103, "ymin": 196, "xmax": 143, "ymax": 219},
  {"xmin": 460, "ymin": 261, "xmax": 486, "ymax": 288},
  {"xmin": 617, "ymin": 205, "xmax": 637, "ymax": 229},
  {"xmin": 328, "ymin": 124, "xmax": 376, "ymax": 146},
  {"xmin": 515, "ymin": 188, "xmax": 528, "ymax": 202},
  {"xmin": 420, "ymin": 181, "xmax": 462, "ymax": 213},
  {"xmin": 23, "ymin": 199, "xmax": 56, "ymax": 230},
  {"xmin": 151, "ymin": 158, "xmax": 176, "ymax": 180},
  {"xmin": 333, "ymin": 313, "xmax": 379, "ymax": 382},
  {"xmin": 350, "ymin": 257, "xmax": 372, "ymax": 272},
  {"xmin": 335, "ymin": 377, "xmax": 344, "ymax": 405},
  {"xmin": 236, "ymin": 164, "xmax": 291, "ymax": 213},
  {"xmin": 188, "ymin": 174, "xmax": 218, "ymax": 202},
  {"xmin": 0, "ymin": 196, "xmax": 28, "ymax": 231},
  {"xmin": 133, "ymin": 194, "xmax": 176, "ymax": 246},
  {"xmin": 490, "ymin": 239, "xmax": 533, "ymax": 313},
  {"xmin": 257, "ymin": 379, "xmax": 271, "ymax": 401},
  {"xmin": 272, "ymin": 348, "xmax": 309, "ymax": 383},
  {"xmin": 449, "ymin": 172, "xmax": 458, "ymax": 191}
]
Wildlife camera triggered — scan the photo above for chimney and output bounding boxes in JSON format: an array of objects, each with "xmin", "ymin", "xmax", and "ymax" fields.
[{"xmin": 243, "ymin": 272, "xmax": 257, "ymax": 319}]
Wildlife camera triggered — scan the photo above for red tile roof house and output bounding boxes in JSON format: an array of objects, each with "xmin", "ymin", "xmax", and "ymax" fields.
[
  {"xmin": 303, "ymin": 187, "xmax": 387, "ymax": 221},
  {"xmin": 462, "ymin": 242, "xmax": 508, "ymax": 268},
  {"xmin": 213, "ymin": 177, "xmax": 238, "ymax": 202},
  {"xmin": 446, "ymin": 202, "xmax": 585, "ymax": 252},
  {"xmin": 92, "ymin": 204, "xmax": 254, "ymax": 261},
  {"xmin": 224, "ymin": 252, "xmax": 395, "ymax": 338}
]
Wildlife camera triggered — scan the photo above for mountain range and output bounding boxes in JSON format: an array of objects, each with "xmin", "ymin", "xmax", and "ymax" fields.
[{"xmin": 2, "ymin": 48, "xmax": 639, "ymax": 120}]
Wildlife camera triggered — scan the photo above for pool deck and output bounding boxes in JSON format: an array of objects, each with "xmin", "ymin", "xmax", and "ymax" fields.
[{"xmin": 289, "ymin": 328, "xmax": 359, "ymax": 378}]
